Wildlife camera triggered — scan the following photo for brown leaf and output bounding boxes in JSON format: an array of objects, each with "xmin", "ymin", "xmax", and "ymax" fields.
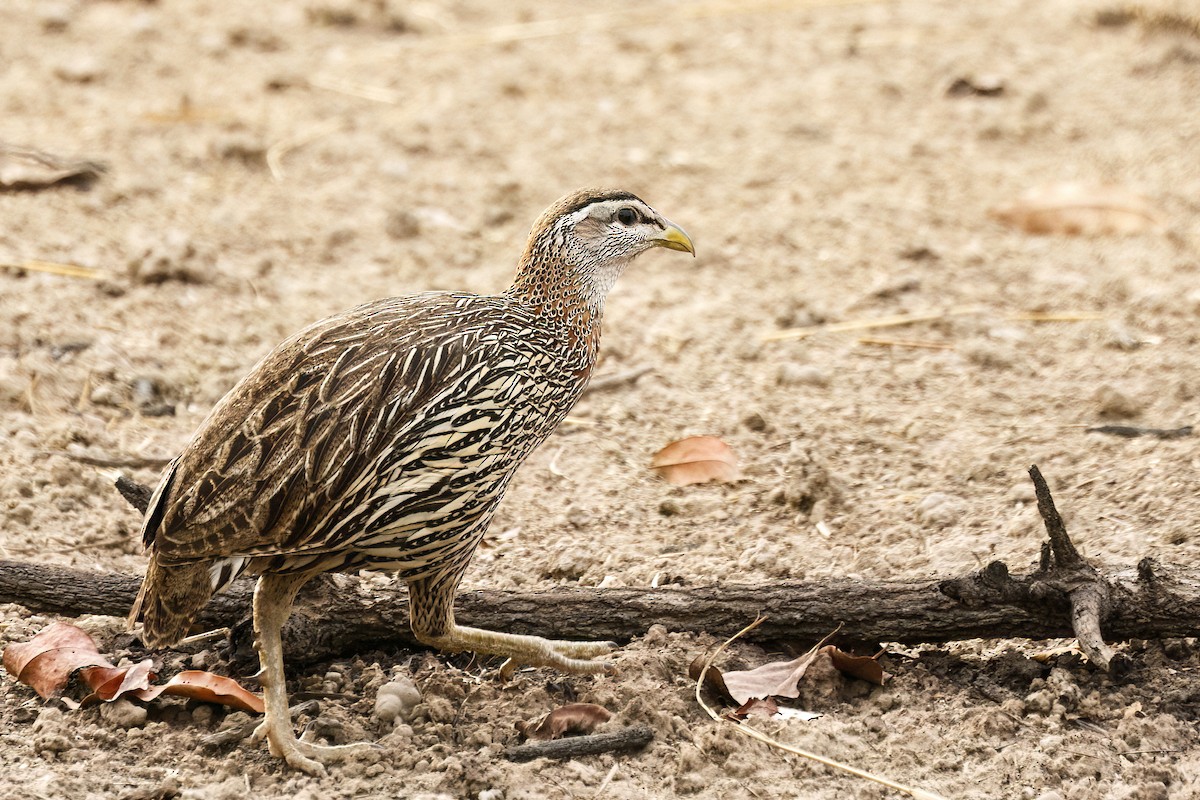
[
  {"xmin": 990, "ymin": 183, "xmax": 1166, "ymax": 236},
  {"xmin": 133, "ymin": 671, "xmax": 265, "ymax": 715},
  {"xmin": 688, "ymin": 653, "xmax": 734, "ymax": 702},
  {"xmin": 2, "ymin": 621, "xmax": 115, "ymax": 698},
  {"xmin": 516, "ymin": 703, "xmax": 613, "ymax": 741},
  {"xmin": 825, "ymin": 646, "xmax": 890, "ymax": 685},
  {"xmin": 0, "ymin": 142, "xmax": 106, "ymax": 189},
  {"xmin": 726, "ymin": 697, "xmax": 779, "ymax": 721},
  {"xmin": 80, "ymin": 659, "xmax": 157, "ymax": 706},
  {"xmin": 3, "ymin": 622, "xmax": 263, "ymax": 714},
  {"xmin": 650, "ymin": 436, "xmax": 740, "ymax": 485}
]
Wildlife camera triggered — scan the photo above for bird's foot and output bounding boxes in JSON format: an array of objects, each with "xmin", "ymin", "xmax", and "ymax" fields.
[
  {"xmin": 252, "ymin": 719, "xmax": 380, "ymax": 776},
  {"xmin": 426, "ymin": 625, "xmax": 618, "ymax": 675}
]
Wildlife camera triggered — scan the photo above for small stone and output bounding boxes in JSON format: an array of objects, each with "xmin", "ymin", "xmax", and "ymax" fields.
[
  {"xmin": 478, "ymin": 790, "xmax": 504, "ymax": 800},
  {"xmin": 375, "ymin": 677, "xmax": 421, "ymax": 722},
  {"xmin": 100, "ymin": 698, "xmax": 148, "ymax": 728},
  {"xmin": 775, "ymin": 363, "xmax": 829, "ymax": 387},
  {"xmin": 89, "ymin": 383, "xmax": 124, "ymax": 407},
  {"xmin": 1093, "ymin": 384, "xmax": 1142, "ymax": 419},
  {"xmin": 917, "ymin": 492, "xmax": 966, "ymax": 527},
  {"xmin": 55, "ymin": 54, "xmax": 104, "ymax": 83},
  {"xmin": 191, "ymin": 705, "xmax": 214, "ymax": 727},
  {"xmin": 1023, "ymin": 688, "xmax": 1054, "ymax": 715},
  {"xmin": 386, "ymin": 210, "xmax": 422, "ymax": 240}
]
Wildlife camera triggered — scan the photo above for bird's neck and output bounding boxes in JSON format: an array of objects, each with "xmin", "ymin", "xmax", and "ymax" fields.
[{"xmin": 505, "ymin": 254, "xmax": 608, "ymax": 364}]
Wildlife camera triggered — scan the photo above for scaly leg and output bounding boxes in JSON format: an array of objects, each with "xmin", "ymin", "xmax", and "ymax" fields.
[
  {"xmin": 408, "ymin": 569, "xmax": 616, "ymax": 674},
  {"xmin": 250, "ymin": 572, "xmax": 377, "ymax": 774}
]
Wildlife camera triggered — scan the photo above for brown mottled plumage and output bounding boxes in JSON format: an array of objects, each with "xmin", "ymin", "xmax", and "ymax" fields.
[{"xmin": 128, "ymin": 188, "xmax": 694, "ymax": 773}]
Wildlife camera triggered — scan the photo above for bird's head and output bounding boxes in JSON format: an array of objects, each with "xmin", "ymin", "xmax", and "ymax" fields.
[{"xmin": 512, "ymin": 188, "xmax": 694, "ymax": 309}]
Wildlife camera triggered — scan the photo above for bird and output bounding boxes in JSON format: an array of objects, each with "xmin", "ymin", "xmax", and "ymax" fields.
[{"xmin": 127, "ymin": 188, "xmax": 695, "ymax": 774}]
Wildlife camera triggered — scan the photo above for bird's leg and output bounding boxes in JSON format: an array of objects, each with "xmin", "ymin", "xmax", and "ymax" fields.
[
  {"xmin": 250, "ymin": 572, "xmax": 377, "ymax": 774},
  {"xmin": 408, "ymin": 570, "xmax": 616, "ymax": 674}
]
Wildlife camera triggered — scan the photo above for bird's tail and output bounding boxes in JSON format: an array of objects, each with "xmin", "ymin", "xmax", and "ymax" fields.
[{"xmin": 128, "ymin": 553, "xmax": 215, "ymax": 648}]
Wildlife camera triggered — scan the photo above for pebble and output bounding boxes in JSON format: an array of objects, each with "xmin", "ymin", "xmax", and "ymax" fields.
[
  {"xmin": 775, "ymin": 363, "xmax": 829, "ymax": 387},
  {"xmin": 916, "ymin": 492, "xmax": 967, "ymax": 527},
  {"xmin": 1093, "ymin": 384, "xmax": 1142, "ymax": 419},
  {"xmin": 374, "ymin": 677, "xmax": 422, "ymax": 723},
  {"xmin": 478, "ymin": 790, "xmax": 504, "ymax": 800},
  {"xmin": 100, "ymin": 698, "xmax": 148, "ymax": 728},
  {"xmin": 54, "ymin": 54, "xmax": 104, "ymax": 82}
]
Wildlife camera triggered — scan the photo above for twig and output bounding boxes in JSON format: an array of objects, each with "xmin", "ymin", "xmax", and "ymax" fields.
[
  {"xmin": 1086, "ymin": 425, "xmax": 1192, "ymax": 440},
  {"xmin": 503, "ymin": 725, "xmax": 654, "ymax": 762},
  {"xmin": 763, "ymin": 306, "xmax": 1105, "ymax": 342},
  {"xmin": 117, "ymin": 475, "xmax": 153, "ymax": 515},
  {"xmin": 583, "ymin": 365, "xmax": 654, "ymax": 394},
  {"xmin": 200, "ymin": 700, "xmax": 319, "ymax": 747},
  {"xmin": 44, "ymin": 450, "xmax": 172, "ymax": 469},
  {"xmin": 266, "ymin": 120, "xmax": 343, "ymax": 182},
  {"xmin": 762, "ymin": 306, "xmax": 981, "ymax": 342},
  {"xmin": 694, "ymin": 617, "xmax": 947, "ymax": 800},
  {"xmin": 1028, "ymin": 466, "xmax": 1081, "ymax": 568},
  {"xmin": 1028, "ymin": 465, "xmax": 1123, "ymax": 674}
]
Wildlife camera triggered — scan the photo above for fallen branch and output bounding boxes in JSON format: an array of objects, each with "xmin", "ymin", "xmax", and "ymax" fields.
[
  {"xmin": 503, "ymin": 725, "xmax": 654, "ymax": 762},
  {"xmin": 3, "ymin": 468, "xmax": 1190, "ymax": 666},
  {"xmin": 2, "ymin": 552, "xmax": 1196, "ymax": 669}
]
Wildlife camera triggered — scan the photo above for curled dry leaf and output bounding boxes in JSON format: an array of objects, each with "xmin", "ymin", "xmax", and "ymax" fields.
[
  {"xmin": 4, "ymin": 621, "xmax": 264, "ymax": 714},
  {"xmin": 516, "ymin": 703, "xmax": 613, "ymax": 741},
  {"xmin": 133, "ymin": 670, "xmax": 265, "ymax": 714},
  {"xmin": 688, "ymin": 652, "xmax": 734, "ymax": 700},
  {"xmin": 2, "ymin": 621, "xmax": 116, "ymax": 698},
  {"xmin": 650, "ymin": 436, "xmax": 740, "ymax": 486},
  {"xmin": 726, "ymin": 697, "xmax": 779, "ymax": 721},
  {"xmin": 990, "ymin": 182, "xmax": 1166, "ymax": 236},
  {"xmin": 710, "ymin": 644, "xmax": 890, "ymax": 706}
]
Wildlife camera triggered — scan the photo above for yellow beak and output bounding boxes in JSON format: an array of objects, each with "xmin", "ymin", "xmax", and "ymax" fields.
[{"xmin": 654, "ymin": 221, "xmax": 696, "ymax": 257}]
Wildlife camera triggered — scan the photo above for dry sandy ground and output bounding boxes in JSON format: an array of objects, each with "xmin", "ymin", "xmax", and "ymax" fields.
[{"xmin": 2, "ymin": 0, "xmax": 1200, "ymax": 797}]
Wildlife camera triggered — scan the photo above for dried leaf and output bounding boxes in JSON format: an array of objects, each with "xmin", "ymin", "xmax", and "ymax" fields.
[
  {"xmin": 688, "ymin": 653, "xmax": 734, "ymax": 702},
  {"xmin": 825, "ymin": 647, "xmax": 890, "ymax": 685},
  {"xmin": 650, "ymin": 436, "xmax": 740, "ymax": 485},
  {"xmin": 80, "ymin": 659, "xmax": 156, "ymax": 705},
  {"xmin": 990, "ymin": 182, "xmax": 1166, "ymax": 236},
  {"xmin": 4, "ymin": 622, "xmax": 264, "ymax": 714},
  {"xmin": 2, "ymin": 621, "xmax": 116, "ymax": 698},
  {"xmin": 516, "ymin": 703, "xmax": 613, "ymax": 741},
  {"xmin": 0, "ymin": 142, "xmax": 106, "ymax": 189},
  {"xmin": 133, "ymin": 671, "xmax": 265, "ymax": 714},
  {"xmin": 720, "ymin": 645, "xmax": 889, "ymax": 705},
  {"xmin": 726, "ymin": 697, "xmax": 779, "ymax": 720}
]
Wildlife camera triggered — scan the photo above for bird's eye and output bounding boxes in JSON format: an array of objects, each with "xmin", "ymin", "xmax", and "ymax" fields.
[{"xmin": 616, "ymin": 207, "xmax": 637, "ymax": 226}]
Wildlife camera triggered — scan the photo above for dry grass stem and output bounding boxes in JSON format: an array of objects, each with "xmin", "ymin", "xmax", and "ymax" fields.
[
  {"xmin": 857, "ymin": 336, "xmax": 955, "ymax": 350},
  {"xmin": 1, "ymin": 260, "xmax": 106, "ymax": 280},
  {"xmin": 308, "ymin": 76, "xmax": 401, "ymax": 104},
  {"xmin": 266, "ymin": 119, "xmax": 344, "ymax": 182},
  {"xmin": 765, "ymin": 306, "xmax": 1106, "ymax": 342},
  {"xmin": 694, "ymin": 617, "xmax": 948, "ymax": 800}
]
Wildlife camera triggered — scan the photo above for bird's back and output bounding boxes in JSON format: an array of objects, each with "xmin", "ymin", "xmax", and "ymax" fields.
[{"xmin": 132, "ymin": 290, "xmax": 593, "ymax": 643}]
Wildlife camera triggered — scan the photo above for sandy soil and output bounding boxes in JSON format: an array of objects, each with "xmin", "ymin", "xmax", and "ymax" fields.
[{"xmin": 2, "ymin": 0, "xmax": 1199, "ymax": 797}]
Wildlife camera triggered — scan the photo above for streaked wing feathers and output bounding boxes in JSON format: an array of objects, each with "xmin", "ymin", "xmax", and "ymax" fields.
[{"xmin": 143, "ymin": 293, "xmax": 508, "ymax": 562}]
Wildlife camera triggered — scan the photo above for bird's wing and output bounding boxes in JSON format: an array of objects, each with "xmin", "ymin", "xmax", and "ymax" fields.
[{"xmin": 143, "ymin": 293, "xmax": 507, "ymax": 562}]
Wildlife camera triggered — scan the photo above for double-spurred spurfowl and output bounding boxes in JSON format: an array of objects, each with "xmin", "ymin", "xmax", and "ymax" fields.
[{"xmin": 129, "ymin": 188, "xmax": 694, "ymax": 773}]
